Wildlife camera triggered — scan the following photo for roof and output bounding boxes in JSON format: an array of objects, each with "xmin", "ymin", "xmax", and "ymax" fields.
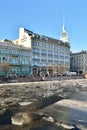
[{"xmin": 24, "ymin": 28, "xmax": 70, "ymax": 48}]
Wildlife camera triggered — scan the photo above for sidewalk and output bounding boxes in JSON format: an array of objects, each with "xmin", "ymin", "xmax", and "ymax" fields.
[{"xmin": 0, "ymin": 75, "xmax": 84, "ymax": 84}]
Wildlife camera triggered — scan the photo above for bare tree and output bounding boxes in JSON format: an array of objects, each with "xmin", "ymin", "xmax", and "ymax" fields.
[{"xmin": 0, "ymin": 62, "xmax": 11, "ymax": 76}]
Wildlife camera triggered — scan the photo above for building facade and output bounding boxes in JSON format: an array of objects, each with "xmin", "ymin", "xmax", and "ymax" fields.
[
  {"xmin": 13, "ymin": 27, "xmax": 70, "ymax": 76},
  {"xmin": 0, "ymin": 39, "xmax": 31, "ymax": 76},
  {"xmin": 70, "ymin": 51, "xmax": 87, "ymax": 74},
  {"xmin": 0, "ymin": 25, "xmax": 70, "ymax": 77}
]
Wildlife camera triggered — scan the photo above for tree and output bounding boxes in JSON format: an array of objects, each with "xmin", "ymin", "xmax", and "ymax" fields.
[{"xmin": 0, "ymin": 62, "xmax": 11, "ymax": 76}]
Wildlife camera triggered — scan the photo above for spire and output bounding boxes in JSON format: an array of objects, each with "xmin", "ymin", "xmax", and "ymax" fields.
[
  {"xmin": 60, "ymin": 16, "xmax": 68, "ymax": 42},
  {"xmin": 62, "ymin": 23, "xmax": 66, "ymax": 33},
  {"xmin": 62, "ymin": 15, "xmax": 66, "ymax": 33}
]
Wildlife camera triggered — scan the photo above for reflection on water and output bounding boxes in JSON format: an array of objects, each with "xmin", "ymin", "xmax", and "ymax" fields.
[
  {"xmin": 71, "ymin": 91, "xmax": 87, "ymax": 101},
  {"xmin": 54, "ymin": 91, "xmax": 87, "ymax": 128},
  {"xmin": 53, "ymin": 105, "xmax": 87, "ymax": 126},
  {"xmin": 70, "ymin": 108, "xmax": 87, "ymax": 126}
]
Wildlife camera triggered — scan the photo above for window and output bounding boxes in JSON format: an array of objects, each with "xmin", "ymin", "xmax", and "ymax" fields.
[
  {"xmin": 54, "ymin": 52, "xmax": 58, "ymax": 55},
  {"xmin": 42, "ymin": 43, "xmax": 46, "ymax": 47},
  {"xmin": 48, "ymin": 50, "xmax": 53, "ymax": 54},
  {"xmin": 2, "ymin": 57, "xmax": 6, "ymax": 61},
  {"xmin": 42, "ymin": 49, "xmax": 46, "ymax": 53},
  {"xmin": 32, "ymin": 48, "xmax": 40, "ymax": 53}
]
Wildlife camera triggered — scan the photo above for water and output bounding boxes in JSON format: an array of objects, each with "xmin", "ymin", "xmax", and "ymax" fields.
[
  {"xmin": 56, "ymin": 90, "xmax": 87, "ymax": 129},
  {"xmin": 0, "ymin": 91, "xmax": 87, "ymax": 130},
  {"xmin": 36, "ymin": 90, "xmax": 87, "ymax": 130},
  {"xmin": 0, "ymin": 120, "xmax": 65, "ymax": 130},
  {"xmin": 71, "ymin": 91, "xmax": 87, "ymax": 101},
  {"xmin": 53, "ymin": 105, "xmax": 87, "ymax": 128}
]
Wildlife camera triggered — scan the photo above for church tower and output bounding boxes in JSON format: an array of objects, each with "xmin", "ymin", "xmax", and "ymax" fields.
[{"xmin": 60, "ymin": 21, "xmax": 68, "ymax": 42}]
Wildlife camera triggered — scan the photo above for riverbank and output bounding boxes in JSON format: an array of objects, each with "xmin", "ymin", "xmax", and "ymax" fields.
[{"xmin": 0, "ymin": 75, "xmax": 83, "ymax": 83}]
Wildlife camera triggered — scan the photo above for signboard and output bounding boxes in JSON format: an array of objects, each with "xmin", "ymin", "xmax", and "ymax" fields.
[{"xmin": 19, "ymin": 27, "xmax": 32, "ymax": 48}]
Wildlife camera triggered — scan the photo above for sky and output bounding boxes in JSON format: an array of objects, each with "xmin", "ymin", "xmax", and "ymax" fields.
[{"xmin": 0, "ymin": 0, "xmax": 87, "ymax": 52}]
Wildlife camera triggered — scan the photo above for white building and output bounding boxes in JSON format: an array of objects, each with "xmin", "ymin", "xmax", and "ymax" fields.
[
  {"xmin": 13, "ymin": 26, "xmax": 70, "ymax": 76},
  {"xmin": 70, "ymin": 51, "xmax": 87, "ymax": 74}
]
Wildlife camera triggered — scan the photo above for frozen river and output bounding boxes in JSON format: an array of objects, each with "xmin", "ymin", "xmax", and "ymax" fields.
[{"xmin": 0, "ymin": 79, "xmax": 87, "ymax": 130}]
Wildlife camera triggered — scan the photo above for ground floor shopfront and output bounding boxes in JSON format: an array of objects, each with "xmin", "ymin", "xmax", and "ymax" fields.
[
  {"xmin": 0, "ymin": 64, "xmax": 32, "ymax": 77},
  {"xmin": 32, "ymin": 65, "xmax": 69, "ymax": 77}
]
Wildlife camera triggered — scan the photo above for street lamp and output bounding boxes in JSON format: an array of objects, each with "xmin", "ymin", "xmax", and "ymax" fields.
[
  {"xmin": 58, "ymin": 64, "xmax": 60, "ymax": 75},
  {"xmin": 19, "ymin": 45, "xmax": 22, "ymax": 76}
]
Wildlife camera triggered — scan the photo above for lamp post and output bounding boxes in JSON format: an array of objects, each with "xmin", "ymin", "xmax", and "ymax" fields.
[
  {"xmin": 58, "ymin": 64, "xmax": 60, "ymax": 75},
  {"xmin": 20, "ymin": 45, "xmax": 22, "ymax": 76}
]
